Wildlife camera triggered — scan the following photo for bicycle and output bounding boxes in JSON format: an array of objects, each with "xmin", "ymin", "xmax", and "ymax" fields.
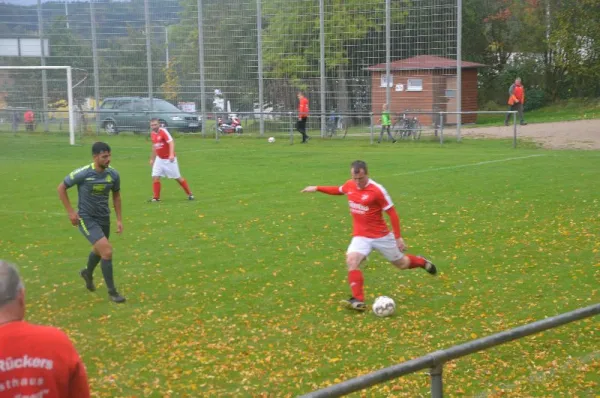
[
  {"xmin": 392, "ymin": 112, "xmax": 422, "ymax": 140},
  {"xmin": 325, "ymin": 113, "xmax": 349, "ymax": 138}
]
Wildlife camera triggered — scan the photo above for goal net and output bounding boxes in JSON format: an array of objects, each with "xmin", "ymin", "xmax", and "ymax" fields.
[{"xmin": 0, "ymin": 66, "xmax": 80, "ymax": 145}]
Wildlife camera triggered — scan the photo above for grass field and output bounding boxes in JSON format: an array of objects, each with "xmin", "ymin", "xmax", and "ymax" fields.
[{"xmin": 0, "ymin": 132, "xmax": 598, "ymax": 397}]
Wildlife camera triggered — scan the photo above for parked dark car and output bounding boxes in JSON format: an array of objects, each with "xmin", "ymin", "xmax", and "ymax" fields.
[{"xmin": 98, "ymin": 97, "xmax": 201, "ymax": 135}]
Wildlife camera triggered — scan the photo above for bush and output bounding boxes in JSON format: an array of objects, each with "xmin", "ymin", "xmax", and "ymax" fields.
[{"xmin": 524, "ymin": 88, "xmax": 547, "ymax": 111}]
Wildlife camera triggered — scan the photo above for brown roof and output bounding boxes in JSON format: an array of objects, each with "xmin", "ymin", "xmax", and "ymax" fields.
[{"xmin": 366, "ymin": 55, "xmax": 486, "ymax": 71}]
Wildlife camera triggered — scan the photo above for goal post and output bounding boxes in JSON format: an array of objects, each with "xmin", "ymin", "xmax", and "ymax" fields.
[{"xmin": 0, "ymin": 66, "xmax": 76, "ymax": 145}]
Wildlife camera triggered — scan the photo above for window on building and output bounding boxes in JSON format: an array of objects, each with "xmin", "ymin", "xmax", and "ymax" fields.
[
  {"xmin": 380, "ymin": 74, "xmax": 393, "ymax": 88},
  {"xmin": 407, "ymin": 78, "xmax": 423, "ymax": 92},
  {"xmin": 445, "ymin": 89, "xmax": 456, "ymax": 98}
]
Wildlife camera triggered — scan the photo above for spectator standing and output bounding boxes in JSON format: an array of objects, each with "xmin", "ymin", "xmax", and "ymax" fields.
[
  {"xmin": 296, "ymin": 92, "xmax": 310, "ymax": 143},
  {"xmin": 24, "ymin": 109, "xmax": 35, "ymax": 132},
  {"xmin": 505, "ymin": 78, "xmax": 527, "ymax": 126}
]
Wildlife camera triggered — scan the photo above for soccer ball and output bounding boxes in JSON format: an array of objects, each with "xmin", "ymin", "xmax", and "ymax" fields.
[
  {"xmin": 268, "ymin": 137, "xmax": 275, "ymax": 143},
  {"xmin": 372, "ymin": 296, "xmax": 396, "ymax": 317}
]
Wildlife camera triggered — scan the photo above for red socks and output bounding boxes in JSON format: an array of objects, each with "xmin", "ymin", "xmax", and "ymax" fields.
[
  {"xmin": 177, "ymin": 179, "xmax": 192, "ymax": 195},
  {"xmin": 407, "ymin": 254, "xmax": 426, "ymax": 269},
  {"xmin": 152, "ymin": 181, "xmax": 161, "ymax": 199},
  {"xmin": 348, "ymin": 270, "xmax": 364, "ymax": 301}
]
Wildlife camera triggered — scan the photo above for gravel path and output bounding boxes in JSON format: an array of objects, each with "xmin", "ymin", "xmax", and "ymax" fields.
[{"xmin": 458, "ymin": 119, "xmax": 600, "ymax": 150}]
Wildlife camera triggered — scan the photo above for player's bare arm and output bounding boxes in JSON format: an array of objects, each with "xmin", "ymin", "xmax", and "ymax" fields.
[
  {"xmin": 57, "ymin": 182, "xmax": 79, "ymax": 226},
  {"xmin": 149, "ymin": 146, "xmax": 157, "ymax": 165},
  {"xmin": 168, "ymin": 139, "xmax": 175, "ymax": 162},
  {"xmin": 385, "ymin": 206, "xmax": 406, "ymax": 251},
  {"xmin": 301, "ymin": 186, "xmax": 344, "ymax": 195},
  {"xmin": 113, "ymin": 190, "xmax": 123, "ymax": 234}
]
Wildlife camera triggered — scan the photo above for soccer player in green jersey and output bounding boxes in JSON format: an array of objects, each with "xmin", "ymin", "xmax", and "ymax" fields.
[
  {"xmin": 378, "ymin": 103, "xmax": 396, "ymax": 143},
  {"xmin": 57, "ymin": 142, "xmax": 126, "ymax": 303}
]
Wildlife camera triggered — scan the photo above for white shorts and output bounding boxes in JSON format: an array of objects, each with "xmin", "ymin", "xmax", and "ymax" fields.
[
  {"xmin": 347, "ymin": 233, "xmax": 404, "ymax": 262},
  {"xmin": 152, "ymin": 157, "xmax": 181, "ymax": 179}
]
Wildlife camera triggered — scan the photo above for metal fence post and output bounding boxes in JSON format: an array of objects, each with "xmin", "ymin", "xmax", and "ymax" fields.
[
  {"xmin": 256, "ymin": 0, "xmax": 265, "ymax": 137},
  {"xmin": 319, "ymin": 0, "xmax": 326, "ymax": 138},
  {"xmin": 513, "ymin": 111, "xmax": 517, "ymax": 148},
  {"xmin": 37, "ymin": 0, "xmax": 49, "ymax": 132},
  {"xmin": 198, "ymin": 0, "xmax": 207, "ymax": 137},
  {"xmin": 89, "ymin": 0, "xmax": 101, "ymax": 135},
  {"xmin": 430, "ymin": 365, "xmax": 443, "ymax": 398},
  {"xmin": 370, "ymin": 112, "xmax": 374, "ymax": 144},
  {"xmin": 143, "ymin": 0, "xmax": 153, "ymax": 112},
  {"xmin": 289, "ymin": 112, "xmax": 294, "ymax": 145},
  {"xmin": 214, "ymin": 112, "xmax": 219, "ymax": 142},
  {"xmin": 439, "ymin": 113, "xmax": 444, "ymax": 145}
]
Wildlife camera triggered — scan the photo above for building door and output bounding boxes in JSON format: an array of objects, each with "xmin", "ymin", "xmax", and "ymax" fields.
[{"xmin": 445, "ymin": 76, "xmax": 458, "ymax": 124}]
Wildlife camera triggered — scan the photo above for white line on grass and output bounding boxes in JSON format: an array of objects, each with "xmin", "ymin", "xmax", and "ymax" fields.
[
  {"xmin": 391, "ymin": 154, "xmax": 546, "ymax": 177},
  {"xmin": 0, "ymin": 209, "xmax": 64, "ymax": 216}
]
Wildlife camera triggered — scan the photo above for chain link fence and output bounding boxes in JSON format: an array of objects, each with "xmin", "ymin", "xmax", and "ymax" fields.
[{"xmin": 0, "ymin": 0, "xmax": 460, "ymax": 139}]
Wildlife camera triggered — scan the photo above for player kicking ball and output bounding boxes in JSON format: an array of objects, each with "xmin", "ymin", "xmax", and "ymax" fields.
[
  {"xmin": 301, "ymin": 160, "xmax": 437, "ymax": 311},
  {"xmin": 149, "ymin": 118, "xmax": 194, "ymax": 202}
]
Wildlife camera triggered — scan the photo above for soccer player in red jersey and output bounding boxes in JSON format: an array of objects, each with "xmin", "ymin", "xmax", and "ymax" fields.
[
  {"xmin": 301, "ymin": 160, "xmax": 437, "ymax": 311},
  {"xmin": 149, "ymin": 118, "xmax": 194, "ymax": 202},
  {"xmin": 0, "ymin": 260, "xmax": 90, "ymax": 397}
]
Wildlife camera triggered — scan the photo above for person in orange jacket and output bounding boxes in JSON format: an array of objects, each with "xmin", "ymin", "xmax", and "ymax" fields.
[
  {"xmin": 296, "ymin": 91, "xmax": 310, "ymax": 143},
  {"xmin": 505, "ymin": 78, "xmax": 527, "ymax": 126}
]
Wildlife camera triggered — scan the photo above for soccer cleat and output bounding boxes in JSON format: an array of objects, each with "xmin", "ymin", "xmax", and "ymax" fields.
[
  {"xmin": 421, "ymin": 257, "xmax": 438, "ymax": 275},
  {"xmin": 108, "ymin": 290, "xmax": 126, "ymax": 304},
  {"xmin": 79, "ymin": 269, "xmax": 95, "ymax": 292},
  {"xmin": 341, "ymin": 297, "xmax": 367, "ymax": 312},
  {"xmin": 188, "ymin": 194, "xmax": 195, "ymax": 201},
  {"xmin": 148, "ymin": 198, "xmax": 161, "ymax": 202}
]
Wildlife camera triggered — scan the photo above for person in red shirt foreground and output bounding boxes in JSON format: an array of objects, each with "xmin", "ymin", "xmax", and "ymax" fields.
[
  {"xmin": 149, "ymin": 118, "xmax": 194, "ymax": 202},
  {"xmin": 301, "ymin": 160, "xmax": 437, "ymax": 311},
  {"xmin": 0, "ymin": 260, "xmax": 90, "ymax": 397}
]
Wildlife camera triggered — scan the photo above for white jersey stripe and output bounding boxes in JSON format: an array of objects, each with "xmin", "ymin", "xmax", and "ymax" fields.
[
  {"xmin": 160, "ymin": 127, "xmax": 173, "ymax": 143},
  {"xmin": 368, "ymin": 179, "xmax": 394, "ymax": 210}
]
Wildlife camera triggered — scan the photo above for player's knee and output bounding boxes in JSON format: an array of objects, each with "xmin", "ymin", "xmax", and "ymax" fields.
[
  {"xmin": 346, "ymin": 254, "xmax": 363, "ymax": 270},
  {"xmin": 100, "ymin": 247, "xmax": 112, "ymax": 260},
  {"xmin": 95, "ymin": 241, "xmax": 112, "ymax": 259},
  {"xmin": 393, "ymin": 256, "xmax": 409, "ymax": 269}
]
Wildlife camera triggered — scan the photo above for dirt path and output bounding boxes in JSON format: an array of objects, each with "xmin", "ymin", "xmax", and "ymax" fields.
[{"xmin": 458, "ymin": 119, "xmax": 600, "ymax": 150}]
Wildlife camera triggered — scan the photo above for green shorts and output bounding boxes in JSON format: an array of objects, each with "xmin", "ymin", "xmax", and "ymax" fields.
[{"xmin": 78, "ymin": 217, "xmax": 110, "ymax": 245}]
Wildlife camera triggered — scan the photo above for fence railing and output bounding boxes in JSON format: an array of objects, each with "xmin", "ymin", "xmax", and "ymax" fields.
[
  {"xmin": 0, "ymin": 108, "xmax": 521, "ymax": 147},
  {"xmin": 300, "ymin": 303, "xmax": 600, "ymax": 398}
]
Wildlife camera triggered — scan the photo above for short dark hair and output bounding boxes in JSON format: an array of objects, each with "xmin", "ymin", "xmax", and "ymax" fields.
[
  {"xmin": 0, "ymin": 260, "xmax": 24, "ymax": 308},
  {"xmin": 92, "ymin": 142, "xmax": 111, "ymax": 155},
  {"xmin": 351, "ymin": 160, "xmax": 368, "ymax": 174}
]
